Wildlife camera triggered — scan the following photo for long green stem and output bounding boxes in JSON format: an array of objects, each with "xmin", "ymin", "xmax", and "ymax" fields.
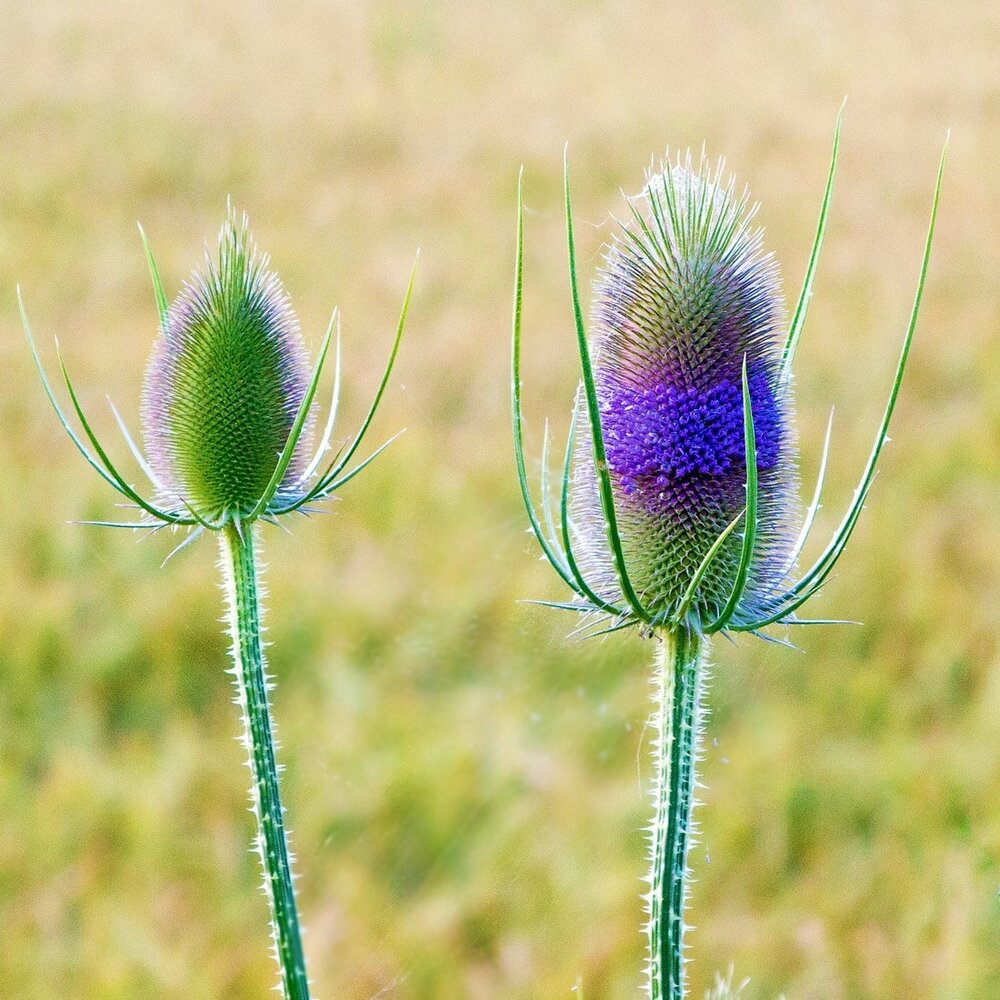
[
  {"xmin": 220, "ymin": 523, "xmax": 310, "ymax": 999},
  {"xmin": 648, "ymin": 629, "xmax": 704, "ymax": 999}
]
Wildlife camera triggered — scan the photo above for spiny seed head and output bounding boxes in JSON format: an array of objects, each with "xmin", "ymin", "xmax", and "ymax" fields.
[
  {"xmin": 572, "ymin": 155, "xmax": 797, "ymax": 626},
  {"xmin": 142, "ymin": 210, "xmax": 313, "ymax": 521}
]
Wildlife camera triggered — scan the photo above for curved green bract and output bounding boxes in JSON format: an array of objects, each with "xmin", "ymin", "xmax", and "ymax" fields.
[
  {"xmin": 704, "ymin": 358, "xmax": 758, "ymax": 632},
  {"xmin": 248, "ymin": 321, "xmax": 333, "ymax": 521},
  {"xmin": 671, "ymin": 505, "xmax": 746, "ymax": 627},
  {"xmin": 511, "ymin": 168, "xmax": 587, "ymax": 598},
  {"xmin": 781, "ymin": 409, "xmax": 834, "ymax": 576},
  {"xmin": 780, "ymin": 102, "xmax": 844, "ymax": 389},
  {"xmin": 138, "ymin": 222, "xmax": 169, "ymax": 331},
  {"xmin": 273, "ymin": 254, "xmax": 417, "ymax": 515},
  {"xmin": 299, "ymin": 312, "xmax": 342, "ymax": 483},
  {"xmin": 563, "ymin": 150, "xmax": 651, "ymax": 622},
  {"xmin": 736, "ymin": 134, "xmax": 947, "ymax": 632},
  {"xmin": 558, "ymin": 411, "xmax": 628, "ymax": 617},
  {"xmin": 56, "ymin": 348, "xmax": 195, "ymax": 526}
]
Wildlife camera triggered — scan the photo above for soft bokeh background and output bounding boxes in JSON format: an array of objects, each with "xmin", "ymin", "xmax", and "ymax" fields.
[{"xmin": 1, "ymin": 2, "xmax": 996, "ymax": 998}]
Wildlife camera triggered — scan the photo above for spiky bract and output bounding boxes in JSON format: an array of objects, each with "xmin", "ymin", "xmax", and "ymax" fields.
[
  {"xmin": 143, "ymin": 213, "xmax": 312, "ymax": 521},
  {"xmin": 571, "ymin": 158, "xmax": 796, "ymax": 628}
]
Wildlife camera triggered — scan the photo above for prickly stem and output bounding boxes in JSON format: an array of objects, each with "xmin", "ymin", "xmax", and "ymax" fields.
[
  {"xmin": 647, "ymin": 629, "xmax": 704, "ymax": 999},
  {"xmin": 219, "ymin": 523, "xmax": 310, "ymax": 999}
]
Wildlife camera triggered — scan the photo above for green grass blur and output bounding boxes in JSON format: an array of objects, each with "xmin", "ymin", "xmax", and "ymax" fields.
[{"xmin": 1, "ymin": 3, "xmax": 997, "ymax": 997}]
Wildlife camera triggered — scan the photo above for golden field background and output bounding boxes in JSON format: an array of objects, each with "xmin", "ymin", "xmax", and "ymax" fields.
[{"xmin": 0, "ymin": 2, "xmax": 997, "ymax": 997}]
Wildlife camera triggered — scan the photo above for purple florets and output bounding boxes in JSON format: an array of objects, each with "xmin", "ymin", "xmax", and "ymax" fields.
[{"xmin": 602, "ymin": 372, "xmax": 781, "ymax": 495}]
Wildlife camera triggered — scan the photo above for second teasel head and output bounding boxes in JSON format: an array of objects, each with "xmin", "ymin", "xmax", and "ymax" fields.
[
  {"xmin": 512, "ymin": 125, "xmax": 945, "ymax": 638},
  {"xmin": 571, "ymin": 158, "xmax": 798, "ymax": 630}
]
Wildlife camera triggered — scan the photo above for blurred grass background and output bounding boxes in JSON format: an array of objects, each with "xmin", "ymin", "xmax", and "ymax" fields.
[{"xmin": 0, "ymin": 2, "xmax": 997, "ymax": 998}]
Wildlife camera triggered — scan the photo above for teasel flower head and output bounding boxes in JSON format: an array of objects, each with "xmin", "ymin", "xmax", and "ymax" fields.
[
  {"xmin": 21, "ymin": 205, "xmax": 415, "ymax": 551},
  {"xmin": 572, "ymin": 155, "xmax": 795, "ymax": 631},
  {"xmin": 142, "ymin": 212, "xmax": 316, "ymax": 522},
  {"xmin": 513, "ymin": 128, "xmax": 946, "ymax": 639}
]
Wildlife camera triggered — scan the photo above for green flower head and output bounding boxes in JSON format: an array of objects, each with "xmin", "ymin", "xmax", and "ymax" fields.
[
  {"xmin": 22, "ymin": 206, "xmax": 415, "ymax": 544},
  {"xmin": 143, "ymin": 211, "xmax": 315, "ymax": 521}
]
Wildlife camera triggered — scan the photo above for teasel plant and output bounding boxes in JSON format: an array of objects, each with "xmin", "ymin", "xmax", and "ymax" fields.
[
  {"xmin": 512, "ymin": 116, "xmax": 946, "ymax": 999},
  {"xmin": 20, "ymin": 208, "xmax": 416, "ymax": 999}
]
